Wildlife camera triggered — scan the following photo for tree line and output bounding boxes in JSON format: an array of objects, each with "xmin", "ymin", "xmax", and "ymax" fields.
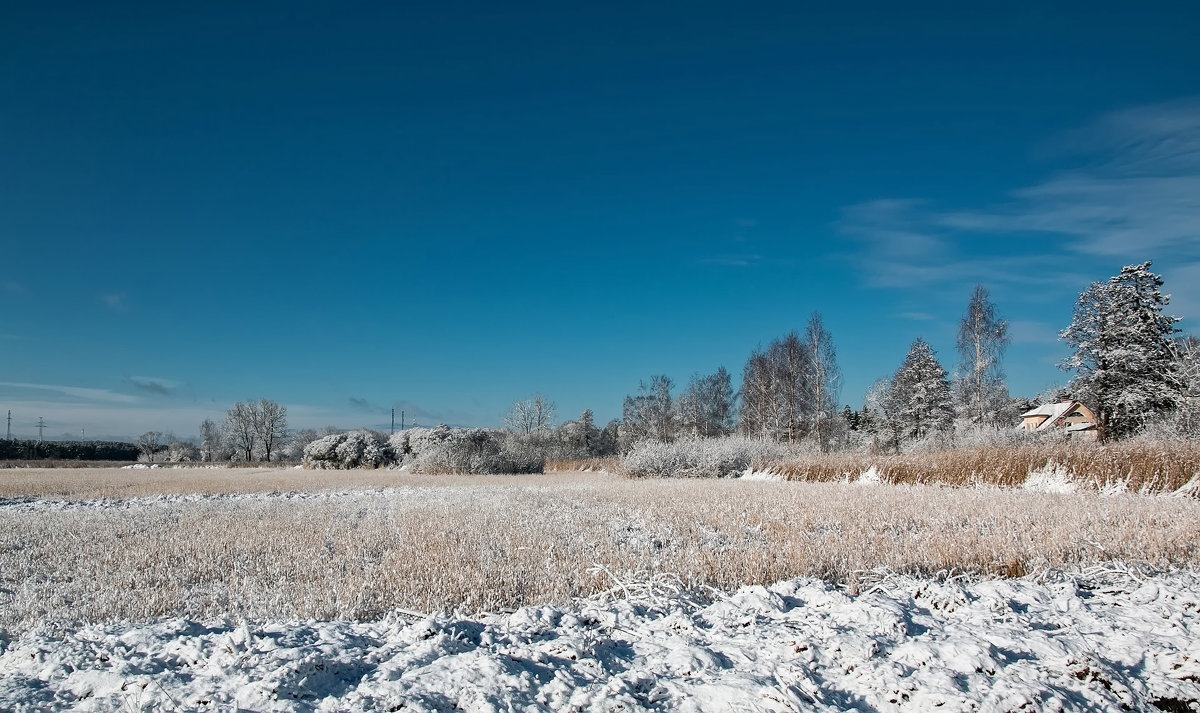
[
  {"xmin": 615, "ymin": 261, "xmax": 1196, "ymax": 451},
  {"xmin": 122, "ymin": 260, "xmax": 1194, "ymax": 464}
]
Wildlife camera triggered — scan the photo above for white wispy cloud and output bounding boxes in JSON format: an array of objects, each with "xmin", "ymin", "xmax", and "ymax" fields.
[
  {"xmin": 698, "ymin": 254, "xmax": 766, "ymax": 267},
  {"xmin": 0, "ymin": 382, "xmax": 140, "ymax": 404},
  {"xmin": 840, "ymin": 199, "xmax": 1083, "ymax": 289},
  {"xmin": 842, "ymin": 98, "xmax": 1200, "ymax": 301}
]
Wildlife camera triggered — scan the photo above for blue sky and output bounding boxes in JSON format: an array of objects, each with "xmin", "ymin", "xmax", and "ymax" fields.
[{"xmin": 3, "ymin": 1, "xmax": 1200, "ymax": 440}]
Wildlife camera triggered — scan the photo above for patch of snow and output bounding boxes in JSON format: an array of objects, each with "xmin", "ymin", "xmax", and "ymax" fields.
[
  {"xmin": 2, "ymin": 567, "xmax": 1199, "ymax": 711},
  {"xmin": 739, "ymin": 469, "xmax": 784, "ymax": 481},
  {"xmin": 1023, "ymin": 462, "xmax": 1076, "ymax": 494},
  {"xmin": 856, "ymin": 465, "xmax": 884, "ymax": 486},
  {"xmin": 1173, "ymin": 474, "xmax": 1200, "ymax": 498}
]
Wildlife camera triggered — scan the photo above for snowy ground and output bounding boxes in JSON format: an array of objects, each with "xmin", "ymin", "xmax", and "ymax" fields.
[{"xmin": 3, "ymin": 566, "xmax": 1199, "ymax": 712}]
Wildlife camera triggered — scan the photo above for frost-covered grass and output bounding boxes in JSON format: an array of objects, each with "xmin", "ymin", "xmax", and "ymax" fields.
[
  {"xmin": 2, "ymin": 469, "xmax": 1199, "ymax": 632},
  {"xmin": 0, "ymin": 467, "xmax": 585, "ymax": 500}
]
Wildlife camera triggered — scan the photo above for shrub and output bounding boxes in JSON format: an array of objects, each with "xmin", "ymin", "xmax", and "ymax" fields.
[
  {"xmin": 303, "ymin": 430, "xmax": 395, "ymax": 469},
  {"xmin": 392, "ymin": 425, "xmax": 544, "ymax": 474},
  {"xmin": 619, "ymin": 436, "xmax": 788, "ymax": 479}
]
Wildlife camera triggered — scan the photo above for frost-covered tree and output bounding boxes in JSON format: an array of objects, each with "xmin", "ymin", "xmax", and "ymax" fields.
[
  {"xmin": 224, "ymin": 402, "xmax": 257, "ymax": 461},
  {"xmin": 954, "ymin": 285, "xmax": 1010, "ymax": 427},
  {"xmin": 223, "ymin": 399, "xmax": 288, "ymax": 461},
  {"xmin": 804, "ymin": 313, "xmax": 842, "ymax": 452},
  {"xmin": 164, "ymin": 440, "xmax": 200, "ymax": 462},
  {"xmin": 738, "ymin": 348, "xmax": 775, "ymax": 438},
  {"xmin": 677, "ymin": 367, "xmax": 736, "ymax": 438},
  {"xmin": 886, "ymin": 338, "xmax": 953, "ymax": 445},
  {"xmin": 504, "ymin": 394, "xmax": 556, "ymax": 434},
  {"xmin": 863, "ymin": 378, "xmax": 902, "ymax": 453},
  {"xmin": 136, "ymin": 431, "xmax": 163, "ymax": 462},
  {"xmin": 199, "ymin": 418, "xmax": 224, "ymax": 462},
  {"xmin": 598, "ymin": 419, "xmax": 621, "ymax": 456},
  {"xmin": 1171, "ymin": 336, "xmax": 1200, "ymax": 436},
  {"xmin": 279, "ymin": 427, "xmax": 323, "ymax": 462},
  {"xmin": 622, "ymin": 375, "xmax": 675, "ymax": 445},
  {"xmin": 738, "ymin": 333, "xmax": 812, "ymax": 442},
  {"xmin": 1060, "ymin": 262, "xmax": 1180, "ymax": 440},
  {"xmin": 251, "ymin": 398, "xmax": 288, "ymax": 462}
]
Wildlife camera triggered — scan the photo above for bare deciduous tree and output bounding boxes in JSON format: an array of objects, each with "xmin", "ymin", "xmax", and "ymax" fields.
[
  {"xmin": 225, "ymin": 402, "xmax": 258, "ymax": 461},
  {"xmin": 136, "ymin": 431, "xmax": 163, "ymax": 462},
  {"xmin": 252, "ymin": 398, "xmax": 288, "ymax": 462},
  {"xmin": 504, "ymin": 394, "xmax": 556, "ymax": 434}
]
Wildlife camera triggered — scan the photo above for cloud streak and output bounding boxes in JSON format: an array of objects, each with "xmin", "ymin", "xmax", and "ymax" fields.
[
  {"xmin": 127, "ymin": 376, "xmax": 180, "ymax": 396},
  {"xmin": 841, "ymin": 98, "xmax": 1200, "ymax": 318},
  {"xmin": 0, "ymin": 382, "xmax": 140, "ymax": 405}
]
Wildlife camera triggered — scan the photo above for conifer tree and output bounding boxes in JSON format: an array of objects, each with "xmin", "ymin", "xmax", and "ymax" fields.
[
  {"xmin": 886, "ymin": 338, "xmax": 953, "ymax": 444},
  {"xmin": 1061, "ymin": 262, "xmax": 1180, "ymax": 440}
]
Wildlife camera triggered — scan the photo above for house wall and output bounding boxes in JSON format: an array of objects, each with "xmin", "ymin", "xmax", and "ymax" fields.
[
  {"xmin": 1062, "ymin": 404, "xmax": 1098, "ymax": 427},
  {"xmin": 1021, "ymin": 415, "xmax": 1048, "ymax": 431}
]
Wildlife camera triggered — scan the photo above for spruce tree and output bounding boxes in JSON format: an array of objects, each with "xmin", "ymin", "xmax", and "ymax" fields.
[
  {"xmin": 887, "ymin": 338, "xmax": 953, "ymax": 444},
  {"xmin": 1060, "ymin": 261, "xmax": 1180, "ymax": 440}
]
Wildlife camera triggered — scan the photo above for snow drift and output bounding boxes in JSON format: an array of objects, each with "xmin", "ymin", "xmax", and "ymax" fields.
[{"xmin": 2, "ymin": 566, "xmax": 1198, "ymax": 712}]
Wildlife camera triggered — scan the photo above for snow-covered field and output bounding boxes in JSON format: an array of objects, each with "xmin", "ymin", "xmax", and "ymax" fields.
[
  {"xmin": 2, "ymin": 468, "xmax": 1200, "ymax": 711},
  {"xmin": 3, "ymin": 567, "xmax": 1200, "ymax": 711}
]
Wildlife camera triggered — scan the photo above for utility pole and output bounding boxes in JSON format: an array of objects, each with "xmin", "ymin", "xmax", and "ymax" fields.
[
  {"xmin": 401, "ymin": 410, "xmax": 405, "ymax": 431},
  {"xmin": 391, "ymin": 409, "xmax": 395, "ymax": 435},
  {"xmin": 5, "ymin": 410, "xmax": 10, "ymax": 440},
  {"xmin": 36, "ymin": 417, "xmax": 46, "ymax": 443}
]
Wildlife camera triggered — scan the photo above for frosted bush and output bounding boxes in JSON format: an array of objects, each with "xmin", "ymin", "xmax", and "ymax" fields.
[
  {"xmin": 396, "ymin": 425, "xmax": 543, "ymax": 474},
  {"xmin": 620, "ymin": 437, "xmax": 787, "ymax": 479},
  {"xmin": 303, "ymin": 431, "xmax": 395, "ymax": 469}
]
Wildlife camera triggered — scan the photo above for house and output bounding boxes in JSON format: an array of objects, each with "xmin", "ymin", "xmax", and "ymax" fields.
[{"xmin": 1018, "ymin": 400, "xmax": 1100, "ymax": 441}]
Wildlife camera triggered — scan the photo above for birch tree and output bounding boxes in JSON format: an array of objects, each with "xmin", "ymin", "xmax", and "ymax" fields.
[
  {"xmin": 954, "ymin": 285, "xmax": 1009, "ymax": 427},
  {"xmin": 804, "ymin": 313, "xmax": 842, "ymax": 452}
]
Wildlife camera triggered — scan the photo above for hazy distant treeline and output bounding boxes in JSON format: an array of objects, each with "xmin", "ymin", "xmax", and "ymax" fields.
[{"xmin": 0, "ymin": 439, "xmax": 140, "ymax": 461}]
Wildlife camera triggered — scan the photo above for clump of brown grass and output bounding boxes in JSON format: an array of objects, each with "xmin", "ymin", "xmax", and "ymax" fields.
[{"xmin": 767, "ymin": 440, "xmax": 1200, "ymax": 493}]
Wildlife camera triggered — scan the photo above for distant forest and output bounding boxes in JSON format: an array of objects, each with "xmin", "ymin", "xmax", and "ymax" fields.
[{"xmin": 0, "ymin": 439, "xmax": 140, "ymax": 461}]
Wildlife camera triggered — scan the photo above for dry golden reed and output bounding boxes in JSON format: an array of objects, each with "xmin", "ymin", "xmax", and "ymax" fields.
[{"xmin": 763, "ymin": 441, "xmax": 1200, "ymax": 492}]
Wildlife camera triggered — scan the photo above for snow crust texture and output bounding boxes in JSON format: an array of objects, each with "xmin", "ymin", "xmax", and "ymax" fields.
[{"xmin": 3, "ymin": 568, "xmax": 1199, "ymax": 712}]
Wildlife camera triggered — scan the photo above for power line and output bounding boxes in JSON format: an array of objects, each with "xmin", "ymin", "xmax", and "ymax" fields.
[
  {"xmin": 5, "ymin": 410, "xmax": 10, "ymax": 440},
  {"xmin": 36, "ymin": 417, "xmax": 46, "ymax": 443}
]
